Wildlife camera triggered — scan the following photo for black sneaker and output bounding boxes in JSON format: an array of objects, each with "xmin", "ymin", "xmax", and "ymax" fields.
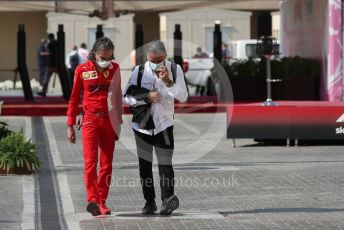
[
  {"xmin": 37, "ymin": 91, "xmax": 46, "ymax": 97},
  {"xmin": 142, "ymin": 200, "xmax": 157, "ymax": 214},
  {"xmin": 86, "ymin": 201, "xmax": 101, "ymax": 216},
  {"xmin": 159, "ymin": 195, "xmax": 179, "ymax": 215}
]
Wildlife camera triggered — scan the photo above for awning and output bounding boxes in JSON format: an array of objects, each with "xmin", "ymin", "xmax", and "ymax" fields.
[{"xmin": 0, "ymin": 0, "xmax": 280, "ymax": 14}]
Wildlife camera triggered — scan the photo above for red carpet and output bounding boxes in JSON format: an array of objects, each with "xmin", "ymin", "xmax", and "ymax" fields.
[
  {"xmin": 2, "ymin": 97, "xmax": 343, "ymax": 121},
  {"xmin": 3, "ymin": 97, "xmax": 343, "ymax": 140},
  {"xmin": 0, "ymin": 96, "xmax": 222, "ymax": 116}
]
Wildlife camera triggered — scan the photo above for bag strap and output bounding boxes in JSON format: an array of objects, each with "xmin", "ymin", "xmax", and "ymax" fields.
[
  {"xmin": 171, "ymin": 61, "xmax": 177, "ymax": 83},
  {"xmin": 137, "ymin": 64, "xmax": 145, "ymax": 87}
]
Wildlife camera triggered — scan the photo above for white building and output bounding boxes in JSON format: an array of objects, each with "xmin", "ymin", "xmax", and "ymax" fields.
[
  {"xmin": 160, "ymin": 8, "xmax": 252, "ymax": 58},
  {"xmin": 47, "ymin": 12, "xmax": 134, "ymax": 87},
  {"xmin": 0, "ymin": 1, "xmax": 280, "ymax": 82}
]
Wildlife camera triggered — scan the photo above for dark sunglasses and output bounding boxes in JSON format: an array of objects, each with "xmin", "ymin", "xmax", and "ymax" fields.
[{"xmin": 97, "ymin": 55, "xmax": 114, "ymax": 61}]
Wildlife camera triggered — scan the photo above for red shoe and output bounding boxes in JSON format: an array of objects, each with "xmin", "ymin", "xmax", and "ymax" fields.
[
  {"xmin": 99, "ymin": 201, "xmax": 111, "ymax": 215},
  {"xmin": 86, "ymin": 200, "xmax": 101, "ymax": 216}
]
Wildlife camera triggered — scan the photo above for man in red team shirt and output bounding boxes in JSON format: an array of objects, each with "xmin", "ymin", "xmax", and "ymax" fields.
[{"xmin": 66, "ymin": 37, "xmax": 122, "ymax": 216}]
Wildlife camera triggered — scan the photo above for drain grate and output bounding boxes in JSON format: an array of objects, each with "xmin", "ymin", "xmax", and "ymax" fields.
[{"xmin": 32, "ymin": 117, "xmax": 67, "ymax": 230}]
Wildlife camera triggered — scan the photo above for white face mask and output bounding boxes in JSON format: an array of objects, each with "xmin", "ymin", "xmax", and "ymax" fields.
[
  {"xmin": 149, "ymin": 61, "xmax": 164, "ymax": 71},
  {"xmin": 97, "ymin": 59, "xmax": 110, "ymax": 69}
]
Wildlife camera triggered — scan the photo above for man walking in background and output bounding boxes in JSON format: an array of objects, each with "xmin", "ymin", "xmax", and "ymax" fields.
[
  {"xmin": 78, "ymin": 43, "xmax": 89, "ymax": 64},
  {"xmin": 37, "ymin": 33, "xmax": 58, "ymax": 97},
  {"xmin": 37, "ymin": 38, "xmax": 47, "ymax": 86},
  {"xmin": 66, "ymin": 45, "xmax": 79, "ymax": 87}
]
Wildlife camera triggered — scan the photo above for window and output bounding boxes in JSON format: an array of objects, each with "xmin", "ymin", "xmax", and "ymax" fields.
[{"xmin": 246, "ymin": 44, "xmax": 258, "ymax": 59}]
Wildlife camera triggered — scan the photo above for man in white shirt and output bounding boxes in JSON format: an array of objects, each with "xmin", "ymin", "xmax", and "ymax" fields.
[
  {"xmin": 78, "ymin": 43, "xmax": 89, "ymax": 64},
  {"xmin": 65, "ymin": 45, "xmax": 78, "ymax": 87},
  {"xmin": 124, "ymin": 40, "xmax": 188, "ymax": 215}
]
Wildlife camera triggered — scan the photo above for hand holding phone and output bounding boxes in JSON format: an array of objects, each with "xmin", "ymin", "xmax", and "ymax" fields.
[{"xmin": 158, "ymin": 66, "xmax": 169, "ymax": 83}]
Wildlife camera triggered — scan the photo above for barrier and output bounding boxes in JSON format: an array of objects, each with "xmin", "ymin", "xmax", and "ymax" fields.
[{"xmin": 227, "ymin": 101, "xmax": 344, "ymax": 146}]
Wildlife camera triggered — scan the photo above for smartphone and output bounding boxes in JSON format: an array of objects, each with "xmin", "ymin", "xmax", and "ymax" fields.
[
  {"xmin": 156, "ymin": 66, "xmax": 165, "ymax": 72},
  {"xmin": 156, "ymin": 66, "xmax": 165, "ymax": 76}
]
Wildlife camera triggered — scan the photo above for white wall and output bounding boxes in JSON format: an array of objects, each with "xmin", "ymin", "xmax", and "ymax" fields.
[
  {"xmin": 271, "ymin": 11, "xmax": 280, "ymax": 40},
  {"xmin": 46, "ymin": 13, "xmax": 134, "ymax": 89},
  {"xmin": 160, "ymin": 8, "xmax": 251, "ymax": 59},
  {"xmin": 0, "ymin": 12, "xmax": 47, "ymax": 81}
]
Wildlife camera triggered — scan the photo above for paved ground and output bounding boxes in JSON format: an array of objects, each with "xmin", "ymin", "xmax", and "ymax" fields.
[
  {"xmin": 1, "ymin": 114, "xmax": 344, "ymax": 229},
  {"xmin": 0, "ymin": 117, "xmax": 29, "ymax": 230}
]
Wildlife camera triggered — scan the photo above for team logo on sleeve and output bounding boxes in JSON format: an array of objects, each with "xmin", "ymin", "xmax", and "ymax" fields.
[{"xmin": 82, "ymin": 71, "xmax": 98, "ymax": 80}]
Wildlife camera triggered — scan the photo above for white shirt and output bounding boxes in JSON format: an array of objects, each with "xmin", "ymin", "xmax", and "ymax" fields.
[
  {"xmin": 124, "ymin": 60, "xmax": 188, "ymax": 135},
  {"xmin": 78, "ymin": 48, "xmax": 89, "ymax": 64},
  {"xmin": 65, "ymin": 50, "xmax": 77, "ymax": 68}
]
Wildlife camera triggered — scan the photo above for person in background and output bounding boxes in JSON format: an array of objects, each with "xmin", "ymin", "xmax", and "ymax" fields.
[
  {"xmin": 78, "ymin": 43, "xmax": 89, "ymax": 64},
  {"xmin": 192, "ymin": 47, "xmax": 208, "ymax": 95},
  {"xmin": 192, "ymin": 47, "xmax": 209, "ymax": 58},
  {"xmin": 37, "ymin": 33, "xmax": 58, "ymax": 97},
  {"xmin": 66, "ymin": 45, "xmax": 79, "ymax": 87},
  {"xmin": 222, "ymin": 42, "xmax": 230, "ymax": 63},
  {"xmin": 37, "ymin": 38, "xmax": 47, "ymax": 86}
]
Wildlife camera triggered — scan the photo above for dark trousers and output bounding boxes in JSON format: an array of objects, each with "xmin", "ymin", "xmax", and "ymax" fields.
[
  {"xmin": 67, "ymin": 68, "xmax": 75, "ymax": 89},
  {"xmin": 38, "ymin": 65, "xmax": 46, "ymax": 85},
  {"xmin": 133, "ymin": 126, "xmax": 175, "ymax": 202},
  {"xmin": 42, "ymin": 67, "xmax": 58, "ymax": 94}
]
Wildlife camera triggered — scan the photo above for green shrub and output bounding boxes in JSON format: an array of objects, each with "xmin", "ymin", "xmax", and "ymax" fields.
[
  {"xmin": 224, "ymin": 56, "xmax": 320, "ymax": 81},
  {"xmin": 279, "ymin": 56, "xmax": 320, "ymax": 80},
  {"xmin": 0, "ymin": 132, "xmax": 40, "ymax": 173},
  {"xmin": 225, "ymin": 58, "xmax": 262, "ymax": 79}
]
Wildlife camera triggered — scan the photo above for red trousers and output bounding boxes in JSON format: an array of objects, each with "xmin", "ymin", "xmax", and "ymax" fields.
[{"xmin": 82, "ymin": 114, "xmax": 116, "ymax": 203}]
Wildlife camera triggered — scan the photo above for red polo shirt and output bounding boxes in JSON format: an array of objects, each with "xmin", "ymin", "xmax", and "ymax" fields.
[{"xmin": 67, "ymin": 60, "xmax": 123, "ymax": 126}]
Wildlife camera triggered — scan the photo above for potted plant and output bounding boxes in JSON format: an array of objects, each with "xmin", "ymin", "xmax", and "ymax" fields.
[{"xmin": 0, "ymin": 132, "xmax": 40, "ymax": 175}]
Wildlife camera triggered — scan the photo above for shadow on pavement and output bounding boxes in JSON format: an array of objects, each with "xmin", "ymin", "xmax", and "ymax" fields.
[{"xmin": 115, "ymin": 213, "xmax": 184, "ymax": 218}]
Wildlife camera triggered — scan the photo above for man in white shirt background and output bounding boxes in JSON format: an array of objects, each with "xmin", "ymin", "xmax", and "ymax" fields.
[
  {"xmin": 78, "ymin": 43, "xmax": 89, "ymax": 64},
  {"xmin": 65, "ymin": 45, "xmax": 78, "ymax": 87},
  {"xmin": 124, "ymin": 40, "xmax": 188, "ymax": 216}
]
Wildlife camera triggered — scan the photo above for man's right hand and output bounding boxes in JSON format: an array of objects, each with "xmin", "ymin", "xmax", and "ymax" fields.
[
  {"xmin": 147, "ymin": 91, "xmax": 161, "ymax": 103},
  {"xmin": 67, "ymin": 125, "xmax": 76, "ymax": 144}
]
